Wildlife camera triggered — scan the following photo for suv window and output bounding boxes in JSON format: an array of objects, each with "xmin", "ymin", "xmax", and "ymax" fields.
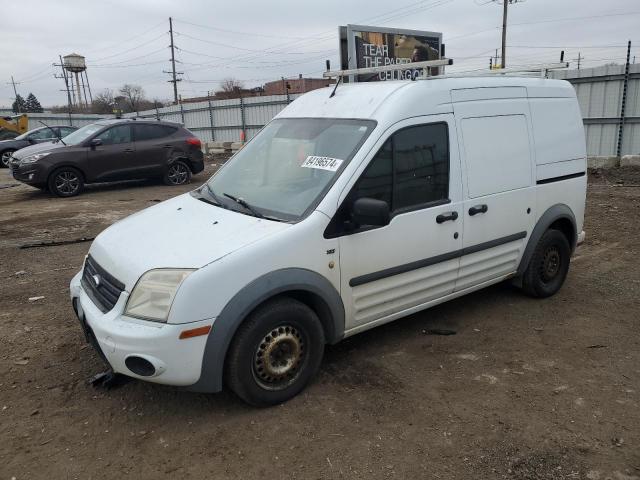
[
  {"xmin": 353, "ymin": 123, "xmax": 449, "ymax": 212},
  {"xmin": 134, "ymin": 124, "xmax": 176, "ymax": 141},
  {"xmin": 96, "ymin": 125, "xmax": 132, "ymax": 145},
  {"xmin": 28, "ymin": 128, "xmax": 55, "ymax": 140}
]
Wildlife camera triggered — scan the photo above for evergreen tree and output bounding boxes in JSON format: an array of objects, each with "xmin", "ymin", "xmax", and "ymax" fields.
[
  {"xmin": 11, "ymin": 94, "xmax": 27, "ymax": 113},
  {"xmin": 25, "ymin": 93, "xmax": 44, "ymax": 113}
]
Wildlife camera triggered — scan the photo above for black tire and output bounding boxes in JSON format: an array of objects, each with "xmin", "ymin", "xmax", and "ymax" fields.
[
  {"xmin": 521, "ymin": 229, "xmax": 571, "ymax": 298},
  {"xmin": 225, "ymin": 297, "xmax": 325, "ymax": 407},
  {"xmin": 163, "ymin": 160, "xmax": 192, "ymax": 186},
  {"xmin": 48, "ymin": 167, "xmax": 84, "ymax": 197},
  {"xmin": 1, "ymin": 149, "xmax": 16, "ymax": 168}
]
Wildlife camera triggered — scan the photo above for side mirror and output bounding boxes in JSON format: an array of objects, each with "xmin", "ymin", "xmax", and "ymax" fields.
[
  {"xmin": 89, "ymin": 138, "xmax": 102, "ymax": 149},
  {"xmin": 352, "ymin": 197, "xmax": 390, "ymax": 227},
  {"xmin": 27, "ymin": 137, "xmax": 35, "ymax": 144}
]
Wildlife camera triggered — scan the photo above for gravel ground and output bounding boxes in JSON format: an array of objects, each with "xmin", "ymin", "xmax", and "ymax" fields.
[{"xmin": 0, "ymin": 160, "xmax": 639, "ymax": 479}]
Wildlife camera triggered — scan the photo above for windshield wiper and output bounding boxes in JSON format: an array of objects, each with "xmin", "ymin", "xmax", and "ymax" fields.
[
  {"xmin": 223, "ymin": 193, "xmax": 265, "ymax": 219},
  {"xmin": 38, "ymin": 120, "xmax": 66, "ymax": 145},
  {"xmin": 200, "ymin": 183, "xmax": 224, "ymax": 206}
]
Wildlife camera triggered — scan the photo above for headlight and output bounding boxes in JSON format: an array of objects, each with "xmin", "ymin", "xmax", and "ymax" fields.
[
  {"xmin": 21, "ymin": 152, "xmax": 51, "ymax": 164},
  {"xmin": 125, "ymin": 269, "xmax": 194, "ymax": 322}
]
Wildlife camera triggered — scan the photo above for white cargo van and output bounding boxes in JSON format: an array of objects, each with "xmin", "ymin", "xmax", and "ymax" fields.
[{"xmin": 70, "ymin": 72, "xmax": 587, "ymax": 406}]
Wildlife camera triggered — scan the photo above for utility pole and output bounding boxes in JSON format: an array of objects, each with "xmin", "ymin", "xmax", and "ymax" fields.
[
  {"xmin": 494, "ymin": 0, "xmax": 522, "ymax": 69},
  {"xmin": 501, "ymin": 0, "xmax": 508, "ymax": 68},
  {"xmin": 9, "ymin": 76, "xmax": 21, "ymax": 112},
  {"xmin": 166, "ymin": 17, "xmax": 182, "ymax": 103},
  {"xmin": 575, "ymin": 52, "xmax": 582, "ymax": 70}
]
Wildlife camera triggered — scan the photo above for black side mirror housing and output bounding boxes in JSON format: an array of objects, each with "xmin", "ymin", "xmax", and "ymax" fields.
[
  {"xmin": 89, "ymin": 138, "xmax": 102, "ymax": 149},
  {"xmin": 352, "ymin": 197, "xmax": 390, "ymax": 227}
]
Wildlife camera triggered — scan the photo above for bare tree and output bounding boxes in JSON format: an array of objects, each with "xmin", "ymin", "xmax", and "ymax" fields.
[
  {"xmin": 221, "ymin": 78, "xmax": 244, "ymax": 93},
  {"xmin": 91, "ymin": 89, "xmax": 115, "ymax": 114},
  {"xmin": 214, "ymin": 78, "xmax": 246, "ymax": 99},
  {"xmin": 119, "ymin": 84, "xmax": 145, "ymax": 113}
]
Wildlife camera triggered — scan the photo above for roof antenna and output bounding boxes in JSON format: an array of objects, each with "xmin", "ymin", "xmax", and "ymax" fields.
[
  {"xmin": 329, "ymin": 57, "xmax": 349, "ymax": 98},
  {"xmin": 329, "ymin": 75, "xmax": 343, "ymax": 98}
]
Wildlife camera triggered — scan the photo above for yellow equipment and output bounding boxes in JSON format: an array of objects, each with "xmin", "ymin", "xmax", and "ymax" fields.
[{"xmin": 0, "ymin": 114, "xmax": 29, "ymax": 139}]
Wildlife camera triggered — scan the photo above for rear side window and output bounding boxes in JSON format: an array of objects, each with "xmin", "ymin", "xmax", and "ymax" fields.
[
  {"xmin": 461, "ymin": 115, "xmax": 531, "ymax": 198},
  {"xmin": 134, "ymin": 124, "xmax": 177, "ymax": 141},
  {"xmin": 353, "ymin": 123, "xmax": 450, "ymax": 212},
  {"xmin": 96, "ymin": 125, "xmax": 132, "ymax": 145}
]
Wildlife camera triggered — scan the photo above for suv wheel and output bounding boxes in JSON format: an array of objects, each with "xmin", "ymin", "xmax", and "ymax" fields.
[
  {"xmin": 163, "ymin": 160, "xmax": 191, "ymax": 186},
  {"xmin": 226, "ymin": 297, "xmax": 325, "ymax": 407},
  {"xmin": 521, "ymin": 229, "xmax": 571, "ymax": 298},
  {"xmin": 48, "ymin": 167, "xmax": 84, "ymax": 197},
  {"xmin": 1, "ymin": 149, "xmax": 16, "ymax": 168}
]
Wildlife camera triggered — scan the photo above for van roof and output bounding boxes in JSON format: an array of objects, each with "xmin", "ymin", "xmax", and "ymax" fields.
[{"xmin": 276, "ymin": 76, "xmax": 576, "ymax": 124}]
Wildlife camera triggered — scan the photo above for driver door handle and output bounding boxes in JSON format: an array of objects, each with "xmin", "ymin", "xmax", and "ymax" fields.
[
  {"xmin": 124, "ymin": 148, "xmax": 134, "ymax": 154},
  {"xmin": 468, "ymin": 204, "xmax": 488, "ymax": 216},
  {"xmin": 436, "ymin": 211, "xmax": 459, "ymax": 224}
]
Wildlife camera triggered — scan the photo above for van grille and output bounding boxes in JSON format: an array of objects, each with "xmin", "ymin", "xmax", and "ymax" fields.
[{"xmin": 81, "ymin": 255, "xmax": 125, "ymax": 313}]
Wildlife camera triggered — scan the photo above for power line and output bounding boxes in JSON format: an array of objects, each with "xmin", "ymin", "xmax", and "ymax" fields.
[
  {"xmin": 82, "ymin": 19, "xmax": 167, "ymax": 55},
  {"xmin": 90, "ymin": 31, "xmax": 167, "ymax": 62}
]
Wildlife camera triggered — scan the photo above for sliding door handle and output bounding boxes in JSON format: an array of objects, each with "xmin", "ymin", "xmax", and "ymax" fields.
[
  {"xmin": 468, "ymin": 204, "xmax": 488, "ymax": 216},
  {"xmin": 436, "ymin": 211, "xmax": 459, "ymax": 224}
]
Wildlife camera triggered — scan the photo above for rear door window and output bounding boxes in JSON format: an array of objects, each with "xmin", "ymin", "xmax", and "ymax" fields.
[
  {"xmin": 134, "ymin": 124, "xmax": 176, "ymax": 141},
  {"xmin": 96, "ymin": 125, "xmax": 132, "ymax": 145}
]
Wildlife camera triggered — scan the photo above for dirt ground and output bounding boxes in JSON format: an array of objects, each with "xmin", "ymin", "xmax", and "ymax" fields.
[{"xmin": 0, "ymin": 160, "xmax": 639, "ymax": 480}]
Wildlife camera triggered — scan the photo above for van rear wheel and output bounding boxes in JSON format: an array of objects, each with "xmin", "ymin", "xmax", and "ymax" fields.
[
  {"xmin": 521, "ymin": 229, "xmax": 571, "ymax": 298},
  {"xmin": 225, "ymin": 297, "xmax": 325, "ymax": 407}
]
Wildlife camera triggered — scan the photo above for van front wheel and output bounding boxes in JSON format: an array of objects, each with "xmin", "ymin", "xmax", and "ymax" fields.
[
  {"xmin": 225, "ymin": 297, "xmax": 325, "ymax": 407},
  {"xmin": 521, "ymin": 229, "xmax": 571, "ymax": 298}
]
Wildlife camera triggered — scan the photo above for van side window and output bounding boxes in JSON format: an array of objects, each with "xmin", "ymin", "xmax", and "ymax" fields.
[
  {"xmin": 354, "ymin": 123, "xmax": 449, "ymax": 212},
  {"xmin": 325, "ymin": 123, "xmax": 450, "ymax": 238},
  {"xmin": 393, "ymin": 123, "xmax": 449, "ymax": 209},
  {"xmin": 352, "ymin": 139, "xmax": 393, "ymax": 206}
]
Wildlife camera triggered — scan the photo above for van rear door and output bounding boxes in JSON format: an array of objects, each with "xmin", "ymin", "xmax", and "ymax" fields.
[{"xmin": 452, "ymin": 90, "xmax": 535, "ymax": 291}]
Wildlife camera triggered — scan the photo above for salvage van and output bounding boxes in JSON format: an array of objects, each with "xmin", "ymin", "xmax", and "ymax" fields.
[{"xmin": 70, "ymin": 69, "xmax": 587, "ymax": 406}]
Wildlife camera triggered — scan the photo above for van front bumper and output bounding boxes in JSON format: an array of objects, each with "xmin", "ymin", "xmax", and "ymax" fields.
[
  {"xmin": 69, "ymin": 271, "xmax": 211, "ymax": 386},
  {"xmin": 577, "ymin": 230, "xmax": 586, "ymax": 246}
]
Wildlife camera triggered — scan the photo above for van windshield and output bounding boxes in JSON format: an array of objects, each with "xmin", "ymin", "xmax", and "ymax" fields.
[{"xmin": 204, "ymin": 118, "xmax": 376, "ymax": 221}]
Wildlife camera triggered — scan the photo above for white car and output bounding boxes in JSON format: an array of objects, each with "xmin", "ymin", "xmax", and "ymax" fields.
[{"xmin": 70, "ymin": 75, "xmax": 587, "ymax": 406}]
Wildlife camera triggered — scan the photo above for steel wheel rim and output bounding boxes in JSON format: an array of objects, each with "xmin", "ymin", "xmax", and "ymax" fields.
[
  {"xmin": 55, "ymin": 171, "xmax": 79, "ymax": 195},
  {"xmin": 1, "ymin": 152, "xmax": 12, "ymax": 167},
  {"xmin": 167, "ymin": 163, "xmax": 188, "ymax": 185},
  {"xmin": 540, "ymin": 246, "xmax": 561, "ymax": 282},
  {"xmin": 253, "ymin": 325, "xmax": 305, "ymax": 390}
]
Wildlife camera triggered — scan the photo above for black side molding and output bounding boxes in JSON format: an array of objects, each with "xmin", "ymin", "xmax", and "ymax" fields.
[
  {"xmin": 349, "ymin": 231, "xmax": 527, "ymax": 287},
  {"xmin": 536, "ymin": 171, "xmax": 585, "ymax": 185}
]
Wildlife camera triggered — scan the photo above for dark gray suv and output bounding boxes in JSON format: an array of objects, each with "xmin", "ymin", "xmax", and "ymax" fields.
[{"xmin": 10, "ymin": 119, "xmax": 204, "ymax": 197}]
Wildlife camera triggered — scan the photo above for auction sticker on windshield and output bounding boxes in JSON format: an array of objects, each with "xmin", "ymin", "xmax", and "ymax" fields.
[{"xmin": 301, "ymin": 156, "xmax": 344, "ymax": 172}]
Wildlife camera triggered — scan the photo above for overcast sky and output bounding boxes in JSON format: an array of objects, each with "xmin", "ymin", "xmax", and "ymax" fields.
[{"xmin": 2, "ymin": 0, "xmax": 639, "ymax": 107}]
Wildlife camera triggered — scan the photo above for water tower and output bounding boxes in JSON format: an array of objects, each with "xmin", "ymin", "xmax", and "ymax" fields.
[{"xmin": 63, "ymin": 53, "xmax": 92, "ymax": 109}]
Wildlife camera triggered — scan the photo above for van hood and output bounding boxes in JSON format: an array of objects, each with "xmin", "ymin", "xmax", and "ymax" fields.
[
  {"xmin": 12, "ymin": 141, "xmax": 63, "ymax": 159},
  {"xmin": 88, "ymin": 193, "xmax": 290, "ymax": 290}
]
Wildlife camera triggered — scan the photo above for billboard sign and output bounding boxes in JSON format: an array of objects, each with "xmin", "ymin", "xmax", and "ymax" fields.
[{"xmin": 339, "ymin": 25, "xmax": 443, "ymax": 82}]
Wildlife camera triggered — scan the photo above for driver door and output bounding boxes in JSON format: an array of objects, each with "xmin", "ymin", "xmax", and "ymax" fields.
[{"xmin": 335, "ymin": 115, "xmax": 463, "ymax": 333}]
